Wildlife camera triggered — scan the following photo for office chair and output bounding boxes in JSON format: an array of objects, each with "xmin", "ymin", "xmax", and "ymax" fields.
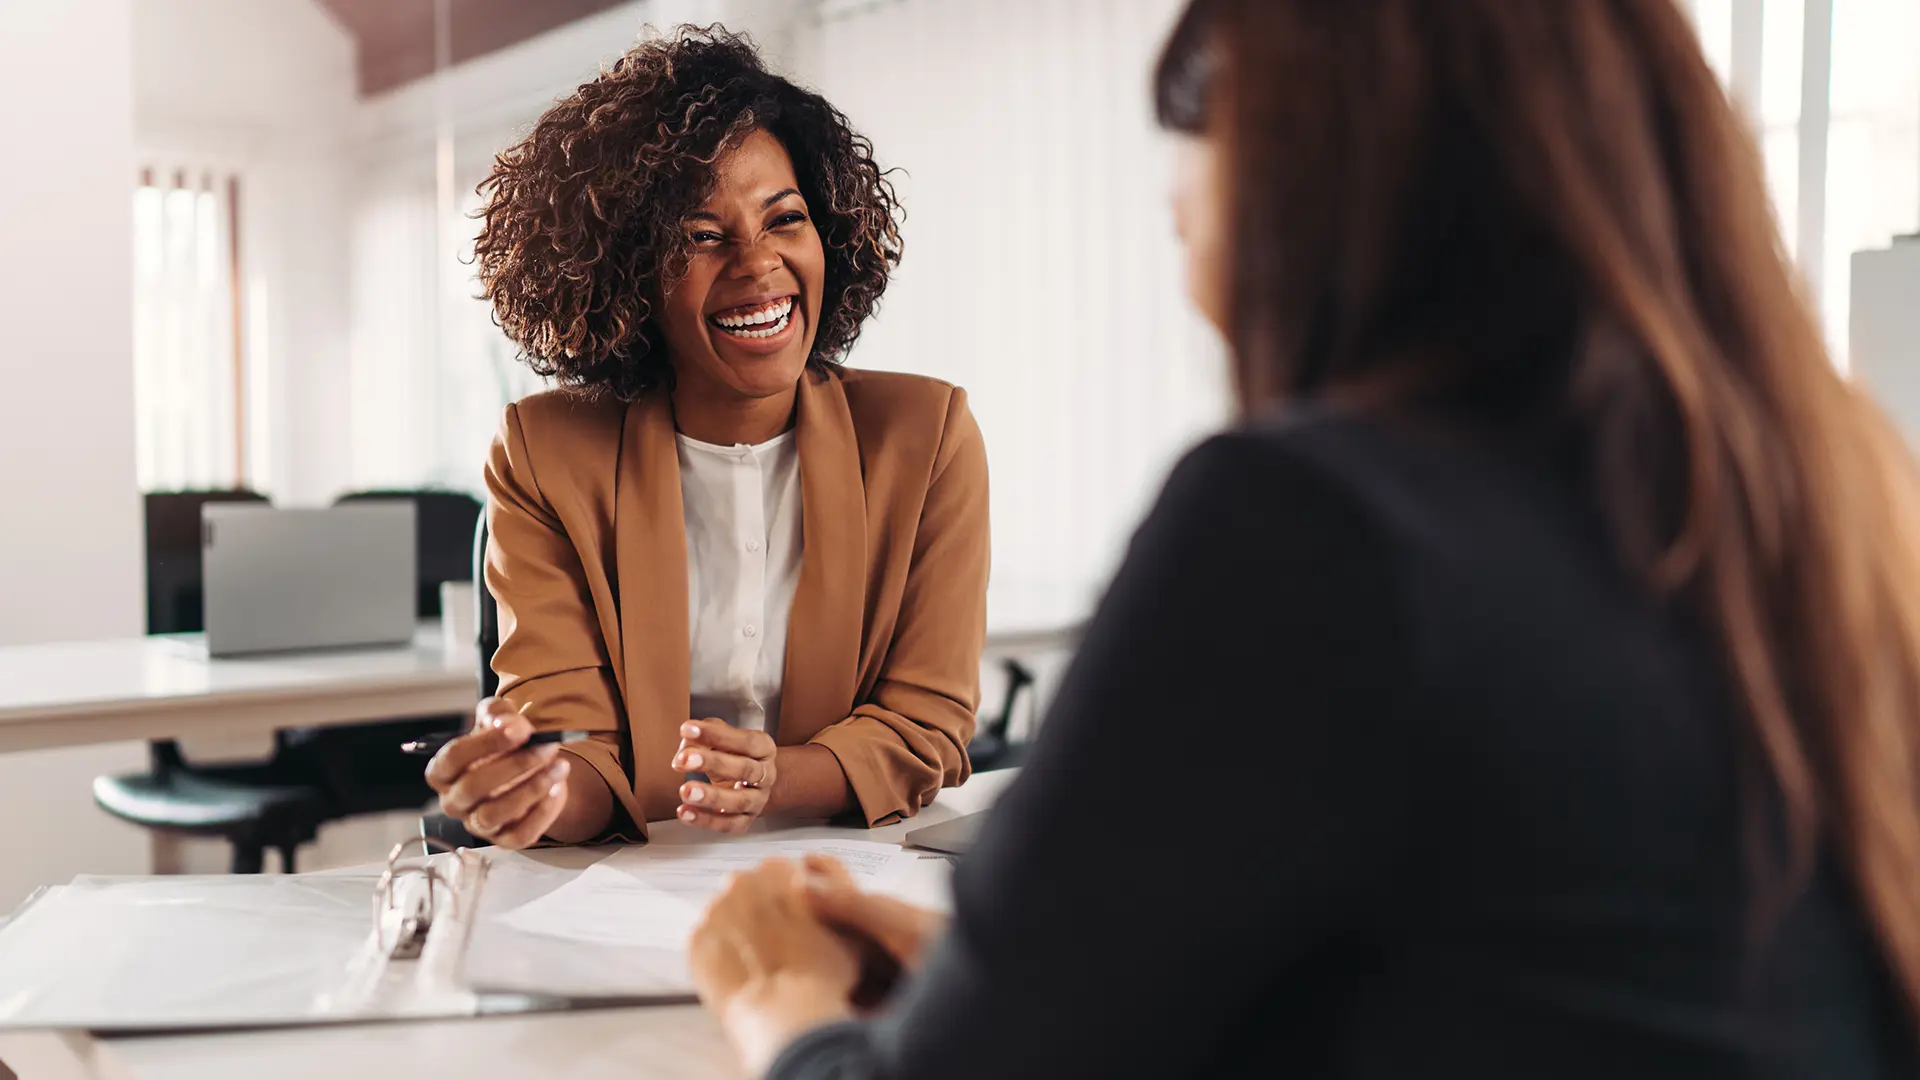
[
  {"xmin": 420, "ymin": 513, "xmax": 496, "ymax": 850},
  {"xmin": 969, "ymin": 658, "xmax": 1038, "ymax": 772},
  {"xmin": 95, "ymin": 490, "xmax": 335, "ymax": 874}
]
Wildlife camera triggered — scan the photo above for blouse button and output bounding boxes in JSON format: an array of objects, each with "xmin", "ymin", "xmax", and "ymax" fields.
[
  {"xmin": 746, "ymin": 538, "xmax": 763, "ymax": 553},
  {"xmin": 742, "ymin": 624, "xmax": 758, "ymax": 638}
]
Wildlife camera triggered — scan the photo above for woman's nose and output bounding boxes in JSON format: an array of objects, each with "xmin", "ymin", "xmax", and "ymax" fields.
[{"xmin": 728, "ymin": 235, "xmax": 782, "ymax": 280}]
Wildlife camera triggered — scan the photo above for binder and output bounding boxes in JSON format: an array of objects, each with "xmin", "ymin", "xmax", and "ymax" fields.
[
  {"xmin": 0, "ymin": 838, "xmax": 694, "ymax": 1035},
  {"xmin": 0, "ymin": 831, "xmax": 936, "ymax": 1034}
]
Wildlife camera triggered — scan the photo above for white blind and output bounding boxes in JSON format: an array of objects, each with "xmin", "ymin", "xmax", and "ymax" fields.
[{"xmin": 348, "ymin": 166, "xmax": 549, "ymax": 497}]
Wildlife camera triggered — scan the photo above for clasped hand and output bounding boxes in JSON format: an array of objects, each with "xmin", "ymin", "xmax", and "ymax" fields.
[
  {"xmin": 690, "ymin": 854, "xmax": 948, "ymax": 1074},
  {"xmin": 674, "ymin": 718, "xmax": 779, "ymax": 834}
]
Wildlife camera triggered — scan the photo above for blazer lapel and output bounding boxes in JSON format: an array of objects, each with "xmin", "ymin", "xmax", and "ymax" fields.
[
  {"xmin": 615, "ymin": 392, "xmax": 692, "ymax": 822},
  {"xmin": 779, "ymin": 371, "xmax": 867, "ymax": 743}
]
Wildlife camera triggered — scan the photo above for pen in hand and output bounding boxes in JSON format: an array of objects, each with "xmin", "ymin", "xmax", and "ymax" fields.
[{"xmin": 400, "ymin": 729, "xmax": 592, "ymax": 757}]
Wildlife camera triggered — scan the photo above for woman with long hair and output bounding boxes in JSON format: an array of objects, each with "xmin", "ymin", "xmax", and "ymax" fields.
[{"xmin": 686, "ymin": 0, "xmax": 1920, "ymax": 1075}]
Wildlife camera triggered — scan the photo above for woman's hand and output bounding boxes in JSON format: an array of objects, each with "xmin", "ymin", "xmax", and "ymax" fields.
[
  {"xmin": 673, "ymin": 718, "xmax": 778, "ymax": 834},
  {"xmin": 802, "ymin": 854, "xmax": 948, "ymax": 974},
  {"xmin": 690, "ymin": 858, "xmax": 861, "ymax": 1075},
  {"xmin": 424, "ymin": 698, "xmax": 571, "ymax": 850}
]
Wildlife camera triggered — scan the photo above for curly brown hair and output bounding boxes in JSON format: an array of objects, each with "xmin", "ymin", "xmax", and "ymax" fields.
[{"xmin": 473, "ymin": 25, "xmax": 902, "ymax": 400}]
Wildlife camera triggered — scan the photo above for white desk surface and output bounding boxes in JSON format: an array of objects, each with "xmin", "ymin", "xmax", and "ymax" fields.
[
  {"xmin": 0, "ymin": 623, "xmax": 477, "ymax": 755},
  {"xmin": 7, "ymin": 769, "xmax": 1021, "ymax": 1080},
  {"xmin": 0, "ymin": 587, "xmax": 1087, "ymax": 758}
]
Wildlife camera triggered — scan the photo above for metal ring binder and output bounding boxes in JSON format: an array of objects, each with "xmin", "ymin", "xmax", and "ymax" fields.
[{"xmin": 373, "ymin": 838, "xmax": 475, "ymax": 961}]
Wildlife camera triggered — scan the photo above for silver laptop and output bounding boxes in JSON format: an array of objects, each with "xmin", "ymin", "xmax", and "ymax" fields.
[{"xmin": 197, "ymin": 504, "xmax": 417, "ymax": 657}]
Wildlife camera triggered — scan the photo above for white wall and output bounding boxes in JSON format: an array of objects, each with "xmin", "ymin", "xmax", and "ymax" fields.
[{"xmin": 0, "ymin": 0, "xmax": 152, "ymax": 910}]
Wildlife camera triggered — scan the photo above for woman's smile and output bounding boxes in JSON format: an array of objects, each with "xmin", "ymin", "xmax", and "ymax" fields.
[{"xmin": 706, "ymin": 293, "xmax": 802, "ymax": 353}]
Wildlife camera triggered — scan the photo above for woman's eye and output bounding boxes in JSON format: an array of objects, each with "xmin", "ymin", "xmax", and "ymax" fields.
[
  {"xmin": 691, "ymin": 231, "xmax": 724, "ymax": 245},
  {"xmin": 773, "ymin": 212, "xmax": 807, "ymax": 229}
]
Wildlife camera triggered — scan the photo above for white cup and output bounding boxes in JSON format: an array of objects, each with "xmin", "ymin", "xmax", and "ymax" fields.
[{"xmin": 440, "ymin": 580, "xmax": 479, "ymax": 658}]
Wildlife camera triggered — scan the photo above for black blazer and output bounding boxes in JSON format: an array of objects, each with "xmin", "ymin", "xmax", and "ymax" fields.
[{"xmin": 772, "ymin": 407, "xmax": 1912, "ymax": 1079}]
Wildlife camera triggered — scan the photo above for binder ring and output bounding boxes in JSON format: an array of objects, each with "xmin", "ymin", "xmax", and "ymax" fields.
[{"xmin": 373, "ymin": 838, "xmax": 464, "ymax": 959}]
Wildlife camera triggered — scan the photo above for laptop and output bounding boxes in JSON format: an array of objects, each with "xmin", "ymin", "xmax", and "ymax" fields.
[{"xmin": 193, "ymin": 504, "xmax": 418, "ymax": 657}]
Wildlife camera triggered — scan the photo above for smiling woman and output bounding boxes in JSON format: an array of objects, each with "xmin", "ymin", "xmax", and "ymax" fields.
[{"xmin": 423, "ymin": 26, "xmax": 991, "ymax": 850}]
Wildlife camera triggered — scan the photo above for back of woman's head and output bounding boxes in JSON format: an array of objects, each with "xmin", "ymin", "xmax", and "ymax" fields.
[{"xmin": 1159, "ymin": 0, "xmax": 1920, "ymax": 1034}]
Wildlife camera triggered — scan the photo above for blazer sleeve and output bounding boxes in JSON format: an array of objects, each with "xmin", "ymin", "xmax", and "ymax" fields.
[
  {"xmin": 485, "ymin": 404, "xmax": 649, "ymax": 841},
  {"xmin": 808, "ymin": 389, "xmax": 990, "ymax": 826},
  {"xmin": 768, "ymin": 432, "xmax": 1415, "ymax": 1078}
]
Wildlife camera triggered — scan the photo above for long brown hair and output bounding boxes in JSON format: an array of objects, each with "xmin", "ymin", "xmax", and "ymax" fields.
[{"xmin": 1159, "ymin": 0, "xmax": 1920, "ymax": 1031}]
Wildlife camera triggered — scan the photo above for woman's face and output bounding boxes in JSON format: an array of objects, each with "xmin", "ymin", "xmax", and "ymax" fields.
[
  {"xmin": 657, "ymin": 128, "xmax": 828, "ymax": 402},
  {"xmin": 1171, "ymin": 133, "xmax": 1228, "ymax": 334}
]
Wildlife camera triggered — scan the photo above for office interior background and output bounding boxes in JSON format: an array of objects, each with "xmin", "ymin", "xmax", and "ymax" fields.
[{"xmin": 0, "ymin": 0, "xmax": 1914, "ymax": 910}]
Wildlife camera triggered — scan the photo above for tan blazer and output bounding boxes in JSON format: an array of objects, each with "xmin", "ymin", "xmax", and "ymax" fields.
[{"xmin": 483, "ymin": 368, "xmax": 988, "ymax": 838}]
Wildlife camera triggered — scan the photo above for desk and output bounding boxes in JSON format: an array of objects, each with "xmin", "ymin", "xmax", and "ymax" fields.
[
  {"xmin": 0, "ymin": 770, "xmax": 1019, "ymax": 1080},
  {"xmin": 0, "ymin": 623, "xmax": 477, "ymax": 755},
  {"xmin": 0, "ymin": 592, "xmax": 1085, "ymax": 758}
]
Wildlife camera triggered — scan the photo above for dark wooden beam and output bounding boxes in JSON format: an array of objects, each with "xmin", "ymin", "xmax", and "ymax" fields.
[{"xmin": 316, "ymin": 0, "xmax": 631, "ymax": 96}]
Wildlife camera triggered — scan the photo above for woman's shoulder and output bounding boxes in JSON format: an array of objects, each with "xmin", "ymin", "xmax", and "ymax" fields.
[
  {"xmin": 489, "ymin": 388, "xmax": 629, "ymax": 500},
  {"xmin": 832, "ymin": 367, "xmax": 980, "ymax": 459},
  {"xmin": 505, "ymin": 387, "xmax": 628, "ymax": 436},
  {"xmin": 834, "ymin": 366, "xmax": 967, "ymax": 420}
]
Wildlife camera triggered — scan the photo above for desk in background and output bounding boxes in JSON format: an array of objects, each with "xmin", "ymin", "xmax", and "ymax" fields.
[
  {"xmin": 0, "ymin": 585, "xmax": 1092, "ymax": 759},
  {"xmin": 0, "ymin": 622, "xmax": 477, "ymax": 756}
]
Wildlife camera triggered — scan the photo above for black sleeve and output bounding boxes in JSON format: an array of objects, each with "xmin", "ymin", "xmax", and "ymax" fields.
[{"xmin": 770, "ymin": 431, "xmax": 1416, "ymax": 1080}]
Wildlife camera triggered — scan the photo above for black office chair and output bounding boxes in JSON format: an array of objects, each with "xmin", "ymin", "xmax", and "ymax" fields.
[
  {"xmin": 95, "ymin": 490, "xmax": 335, "ymax": 874},
  {"xmin": 420, "ymin": 513, "xmax": 497, "ymax": 850},
  {"xmin": 969, "ymin": 658, "xmax": 1038, "ymax": 772}
]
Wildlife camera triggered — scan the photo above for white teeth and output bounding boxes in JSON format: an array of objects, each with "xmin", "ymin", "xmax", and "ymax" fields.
[
  {"xmin": 717, "ymin": 310, "xmax": 791, "ymax": 340},
  {"xmin": 712, "ymin": 297, "xmax": 794, "ymax": 329}
]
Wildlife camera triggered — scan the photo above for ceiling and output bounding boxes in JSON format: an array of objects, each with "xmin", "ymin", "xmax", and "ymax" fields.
[{"xmin": 314, "ymin": 0, "xmax": 631, "ymax": 95}]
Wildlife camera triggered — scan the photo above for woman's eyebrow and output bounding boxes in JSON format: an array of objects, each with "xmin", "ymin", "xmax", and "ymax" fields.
[{"xmin": 683, "ymin": 189, "xmax": 801, "ymax": 224}]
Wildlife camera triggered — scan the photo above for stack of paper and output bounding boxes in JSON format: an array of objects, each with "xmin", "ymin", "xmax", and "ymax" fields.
[{"xmin": 462, "ymin": 839, "xmax": 927, "ymax": 1000}]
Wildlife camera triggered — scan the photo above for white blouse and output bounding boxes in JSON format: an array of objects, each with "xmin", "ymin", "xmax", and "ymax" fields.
[{"xmin": 678, "ymin": 429, "xmax": 804, "ymax": 738}]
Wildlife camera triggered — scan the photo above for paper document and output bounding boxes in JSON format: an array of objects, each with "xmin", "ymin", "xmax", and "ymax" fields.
[{"xmin": 488, "ymin": 839, "xmax": 917, "ymax": 952}]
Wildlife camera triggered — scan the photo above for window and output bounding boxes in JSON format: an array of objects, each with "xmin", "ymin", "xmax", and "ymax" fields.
[
  {"xmin": 1688, "ymin": 0, "xmax": 1920, "ymax": 367},
  {"xmin": 132, "ymin": 167, "xmax": 250, "ymax": 491}
]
